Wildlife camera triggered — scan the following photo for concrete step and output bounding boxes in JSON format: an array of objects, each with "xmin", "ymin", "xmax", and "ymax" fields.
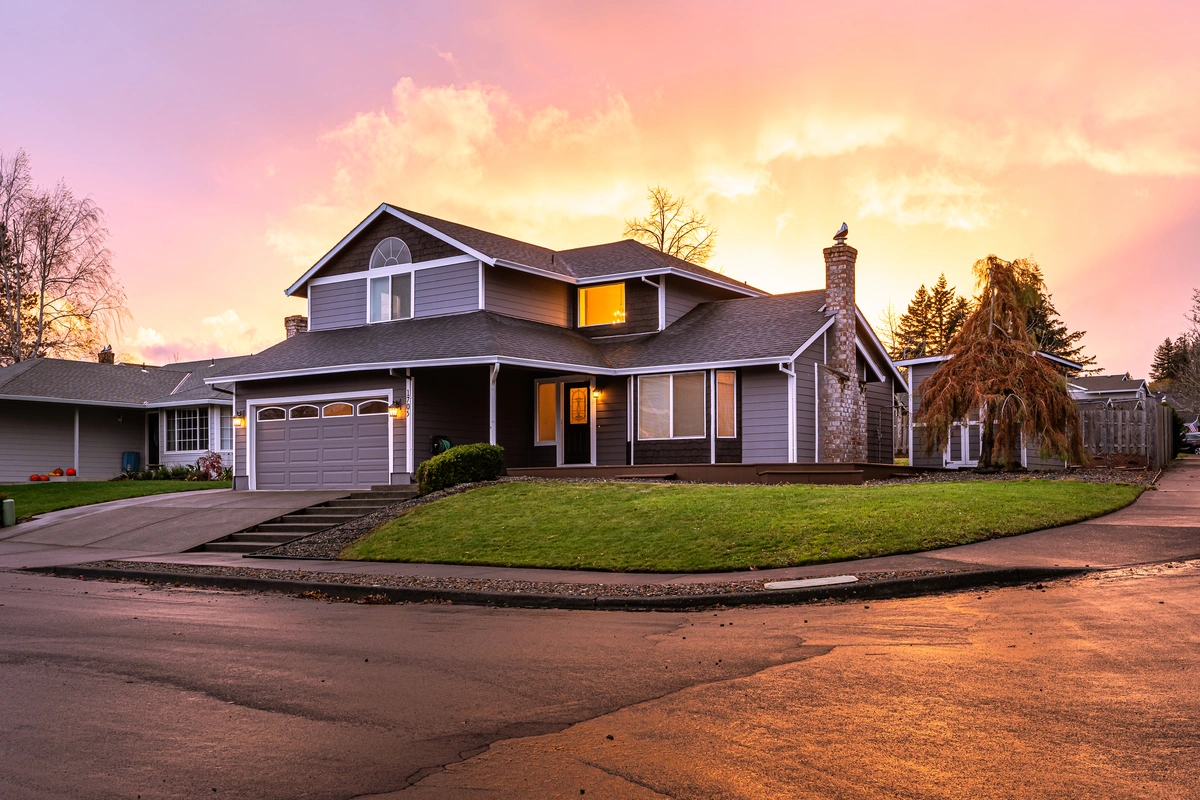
[
  {"xmin": 279, "ymin": 513, "xmax": 359, "ymax": 525},
  {"xmin": 325, "ymin": 498, "xmax": 392, "ymax": 509},
  {"xmin": 253, "ymin": 522, "xmax": 334, "ymax": 534},
  {"xmin": 201, "ymin": 541, "xmax": 266, "ymax": 553},
  {"xmin": 370, "ymin": 485, "xmax": 416, "ymax": 493},
  {"xmin": 227, "ymin": 532, "xmax": 304, "ymax": 543}
]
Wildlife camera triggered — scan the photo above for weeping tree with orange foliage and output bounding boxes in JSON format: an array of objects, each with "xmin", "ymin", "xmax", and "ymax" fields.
[{"xmin": 917, "ymin": 255, "xmax": 1083, "ymax": 470}]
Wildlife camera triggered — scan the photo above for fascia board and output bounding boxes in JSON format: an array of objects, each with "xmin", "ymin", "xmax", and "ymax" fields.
[
  {"xmin": 576, "ymin": 267, "xmax": 765, "ymax": 297},
  {"xmin": 0, "ymin": 393, "xmax": 149, "ymax": 409},
  {"xmin": 892, "ymin": 354, "xmax": 951, "ymax": 367},
  {"xmin": 784, "ymin": 317, "xmax": 836, "ymax": 363},
  {"xmin": 382, "ymin": 206, "xmax": 497, "ymax": 266},
  {"xmin": 855, "ymin": 308, "xmax": 909, "ymax": 388}
]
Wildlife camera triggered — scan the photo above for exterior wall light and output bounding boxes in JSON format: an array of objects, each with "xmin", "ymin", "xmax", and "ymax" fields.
[
  {"xmin": 592, "ymin": 389, "xmax": 601, "ymax": 400},
  {"xmin": 232, "ymin": 413, "xmax": 247, "ymax": 428},
  {"xmin": 388, "ymin": 402, "xmax": 406, "ymax": 419}
]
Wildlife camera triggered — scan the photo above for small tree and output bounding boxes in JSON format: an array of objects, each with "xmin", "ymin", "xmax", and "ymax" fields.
[
  {"xmin": 1172, "ymin": 289, "xmax": 1200, "ymax": 415},
  {"xmin": 917, "ymin": 255, "xmax": 1083, "ymax": 469},
  {"xmin": 623, "ymin": 186, "xmax": 717, "ymax": 266}
]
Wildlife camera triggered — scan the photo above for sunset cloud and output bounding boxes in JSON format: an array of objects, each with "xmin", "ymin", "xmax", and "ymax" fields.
[{"xmin": 853, "ymin": 171, "xmax": 999, "ymax": 231}]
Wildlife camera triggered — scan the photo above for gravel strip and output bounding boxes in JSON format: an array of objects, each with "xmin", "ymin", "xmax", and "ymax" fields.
[{"xmin": 56, "ymin": 559, "xmax": 987, "ymax": 599}]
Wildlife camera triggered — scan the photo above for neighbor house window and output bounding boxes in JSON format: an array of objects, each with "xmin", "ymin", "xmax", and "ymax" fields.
[
  {"xmin": 535, "ymin": 381, "xmax": 557, "ymax": 445},
  {"xmin": 638, "ymin": 372, "xmax": 705, "ymax": 440},
  {"xmin": 220, "ymin": 407, "xmax": 233, "ymax": 450},
  {"xmin": 369, "ymin": 272, "xmax": 413, "ymax": 323},
  {"xmin": 166, "ymin": 408, "xmax": 209, "ymax": 452},
  {"xmin": 578, "ymin": 283, "xmax": 625, "ymax": 327},
  {"xmin": 716, "ymin": 371, "xmax": 736, "ymax": 438}
]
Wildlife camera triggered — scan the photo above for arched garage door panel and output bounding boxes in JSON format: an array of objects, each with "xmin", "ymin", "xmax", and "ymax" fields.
[{"xmin": 255, "ymin": 405, "xmax": 388, "ymax": 490}]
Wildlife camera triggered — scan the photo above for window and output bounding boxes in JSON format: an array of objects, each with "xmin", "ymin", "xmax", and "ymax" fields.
[
  {"xmin": 322, "ymin": 402, "xmax": 353, "ymax": 417},
  {"xmin": 535, "ymin": 382, "xmax": 557, "ymax": 445},
  {"xmin": 370, "ymin": 237, "xmax": 412, "ymax": 269},
  {"xmin": 357, "ymin": 400, "xmax": 388, "ymax": 416},
  {"xmin": 166, "ymin": 408, "xmax": 209, "ymax": 452},
  {"xmin": 638, "ymin": 373, "xmax": 706, "ymax": 440},
  {"xmin": 716, "ymin": 371, "xmax": 736, "ymax": 438},
  {"xmin": 289, "ymin": 404, "xmax": 319, "ymax": 419},
  {"xmin": 578, "ymin": 283, "xmax": 626, "ymax": 327},
  {"xmin": 257, "ymin": 407, "xmax": 285, "ymax": 422},
  {"xmin": 369, "ymin": 272, "xmax": 413, "ymax": 323},
  {"xmin": 220, "ymin": 407, "xmax": 233, "ymax": 450}
]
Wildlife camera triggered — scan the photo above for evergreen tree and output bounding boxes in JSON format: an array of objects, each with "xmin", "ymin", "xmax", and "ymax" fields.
[
  {"xmin": 1150, "ymin": 337, "xmax": 1187, "ymax": 382},
  {"xmin": 1014, "ymin": 259, "xmax": 1098, "ymax": 376},
  {"xmin": 893, "ymin": 274, "xmax": 971, "ymax": 359}
]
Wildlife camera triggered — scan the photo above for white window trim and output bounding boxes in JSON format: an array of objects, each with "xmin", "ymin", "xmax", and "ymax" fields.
[
  {"xmin": 165, "ymin": 407, "xmax": 211, "ymax": 454},
  {"xmin": 289, "ymin": 404, "xmax": 319, "ymax": 420},
  {"xmin": 321, "ymin": 402, "xmax": 355, "ymax": 418},
  {"xmin": 636, "ymin": 372, "xmax": 707, "ymax": 441},
  {"xmin": 715, "ymin": 370, "xmax": 737, "ymax": 439},
  {"xmin": 533, "ymin": 378, "xmax": 559, "ymax": 446},
  {"xmin": 357, "ymin": 400, "xmax": 388, "ymax": 416},
  {"xmin": 257, "ymin": 406, "xmax": 286, "ymax": 422},
  {"xmin": 577, "ymin": 282, "xmax": 626, "ymax": 328},
  {"xmin": 367, "ymin": 271, "xmax": 414, "ymax": 324}
]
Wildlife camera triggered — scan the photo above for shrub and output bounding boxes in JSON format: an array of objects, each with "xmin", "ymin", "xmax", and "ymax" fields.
[
  {"xmin": 196, "ymin": 451, "xmax": 224, "ymax": 480},
  {"xmin": 415, "ymin": 443, "xmax": 505, "ymax": 495}
]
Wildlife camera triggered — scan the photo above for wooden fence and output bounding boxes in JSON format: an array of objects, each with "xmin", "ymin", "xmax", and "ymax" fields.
[{"xmin": 1078, "ymin": 401, "xmax": 1173, "ymax": 470}]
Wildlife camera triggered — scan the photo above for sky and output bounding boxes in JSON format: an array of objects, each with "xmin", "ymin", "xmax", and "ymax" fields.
[{"xmin": 2, "ymin": 0, "xmax": 1198, "ymax": 375}]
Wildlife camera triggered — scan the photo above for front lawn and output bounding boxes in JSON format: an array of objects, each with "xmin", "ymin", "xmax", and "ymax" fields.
[
  {"xmin": 342, "ymin": 480, "xmax": 1143, "ymax": 572},
  {"xmin": 0, "ymin": 480, "xmax": 231, "ymax": 519}
]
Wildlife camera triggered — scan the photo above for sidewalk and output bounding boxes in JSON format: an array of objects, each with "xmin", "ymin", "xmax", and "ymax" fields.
[{"xmin": 30, "ymin": 458, "xmax": 1200, "ymax": 607}]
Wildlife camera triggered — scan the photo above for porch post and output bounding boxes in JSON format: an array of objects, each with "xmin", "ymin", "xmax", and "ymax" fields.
[
  {"xmin": 73, "ymin": 407, "xmax": 80, "ymax": 473},
  {"xmin": 489, "ymin": 363, "xmax": 499, "ymax": 446}
]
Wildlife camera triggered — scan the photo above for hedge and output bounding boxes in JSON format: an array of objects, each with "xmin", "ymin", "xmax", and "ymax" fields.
[{"xmin": 415, "ymin": 443, "xmax": 505, "ymax": 495}]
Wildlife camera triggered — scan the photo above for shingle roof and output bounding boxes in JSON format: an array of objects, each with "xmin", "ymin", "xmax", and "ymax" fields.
[
  {"xmin": 384, "ymin": 205, "xmax": 760, "ymax": 294},
  {"xmin": 210, "ymin": 312, "xmax": 615, "ymax": 380},
  {"xmin": 597, "ymin": 291, "xmax": 829, "ymax": 369},
  {"xmin": 0, "ymin": 356, "xmax": 244, "ymax": 406},
  {"xmin": 1070, "ymin": 375, "xmax": 1147, "ymax": 392}
]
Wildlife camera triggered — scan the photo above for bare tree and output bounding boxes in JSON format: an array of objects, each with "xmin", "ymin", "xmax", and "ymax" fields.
[
  {"xmin": 1173, "ymin": 289, "xmax": 1200, "ymax": 416},
  {"xmin": 623, "ymin": 186, "xmax": 717, "ymax": 266},
  {"xmin": 0, "ymin": 149, "xmax": 125, "ymax": 366}
]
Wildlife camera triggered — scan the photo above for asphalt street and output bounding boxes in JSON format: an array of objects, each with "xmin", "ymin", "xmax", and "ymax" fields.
[{"xmin": 2, "ymin": 560, "xmax": 1199, "ymax": 799}]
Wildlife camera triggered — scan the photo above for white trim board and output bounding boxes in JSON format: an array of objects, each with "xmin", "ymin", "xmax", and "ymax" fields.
[{"xmin": 305, "ymin": 254, "xmax": 478, "ymax": 289}]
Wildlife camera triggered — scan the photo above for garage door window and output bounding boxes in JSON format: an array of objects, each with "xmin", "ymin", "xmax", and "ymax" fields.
[
  {"xmin": 289, "ymin": 405, "xmax": 319, "ymax": 419},
  {"xmin": 257, "ymin": 407, "xmax": 285, "ymax": 422},
  {"xmin": 323, "ymin": 403, "xmax": 354, "ymax": 417},
  {"xmin": 358, "ymin": 400, "xmax": 388, "ymax": 415}
]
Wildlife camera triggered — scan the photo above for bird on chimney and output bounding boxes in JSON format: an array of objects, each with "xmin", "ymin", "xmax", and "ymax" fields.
[{"xmin": 833, "ymin": 222, "xmax": 849, "ymax": 245}]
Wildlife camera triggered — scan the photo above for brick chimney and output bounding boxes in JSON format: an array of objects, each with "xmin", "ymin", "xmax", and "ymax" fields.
[
  {"xmin": 284, "ymin": 315, "xmax": 308, "ymax": 339},
  {"xmin": 818, "ymin": 224, "xmax": 867, "ymax": 462},
  {"xmin": 97, "ymin": 345, "xmax": 115, "ymax": 365}
]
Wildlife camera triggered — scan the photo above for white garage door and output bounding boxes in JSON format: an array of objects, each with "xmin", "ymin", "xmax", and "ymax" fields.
[{"xmin": 254, "ymin": 399, "xmax": 390, "ymax": 489}]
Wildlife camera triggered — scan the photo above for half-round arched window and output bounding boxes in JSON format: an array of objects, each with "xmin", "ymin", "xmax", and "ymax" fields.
[
  {"xmin": 289, "ymin": 405, "xmax": 319, "ymax": 419},
  {"xmin": 357, "ymin": 400, "xmax": 388, "ymax": 416},
  {"xmin": 370, "ymin": 237, "xmax": 412, "ymax": 269},
  {"xmin": 257, "ymin": 407, "xmax": 285, "ymax": 422},
  {"xmin": 322, "ymin": 402, "xmax": 354, "ymax": 417}
]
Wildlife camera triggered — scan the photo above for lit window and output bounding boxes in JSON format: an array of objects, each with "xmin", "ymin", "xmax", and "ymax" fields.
[
  {"xmin": 716, "ymin": 371, "xmax": 736, "ymax": 438},
  {"xmin": 638, "ymin": 373, "xmax": 706, "ymax": 440},
  {"xmin": 578, "ymin": 283, "xmax": 626, "ymax": 327},
  {"xmin": 220, "ymin": 407, "xmax": 233, "ymax": 450},
  {"xmin": 357, "ymin": 400, "xmax": 388, "ymax": 416},
  {"xmin": 289, "ymin": 405, "xmax": 319, "ymax": 419},
  {"xmin": 166, "ymin": 408, "xmax": 210, "ymax": 452},
  {"xmin": 256, "ymin": 407, "xmax": 285, "ymax": 422},
  {"xmin": 535, "ymin": 382, "xmax": 557, "ymax": 445},
  {"xmin": 369, "ymin": 273, "xmax": 413, "ymax": 323},
  {"xmin": 322, "ymin": 403, "xmax": 354, "ymax": 417},
  {"xmin": 569, "ymin": 387, "xmax": 589, "ymax": 425}
]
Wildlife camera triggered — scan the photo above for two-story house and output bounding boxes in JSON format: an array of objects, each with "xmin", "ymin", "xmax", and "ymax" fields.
[{"xmin": 209, "ymin": 205, "xmax": 905, "ymax": 490}]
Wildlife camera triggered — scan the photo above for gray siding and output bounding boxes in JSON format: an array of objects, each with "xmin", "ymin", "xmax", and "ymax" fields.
[
  {"xmin": 0, "ymin": 400, "xmax": 76, "ymax": 483},
  {"xmin": 663, "ymin": 276, "xmax": 741, "ymax": 327},
  {"xmin": 495, "ymin": 367, "xmax": 557, "ymax": 469},
  {"xmin": 795, "ymin": 341, "xmax": 823, "ymax": 463},
  {"xmin": 865, "ymin": 377, "xmax": 895, "ymax": 464},
  {"xmin": 596, "ymin": 376, "xmax": 628, "ymax": 466},
  {"xmin": 742, "ymin": 366, "xmax": 789, "ymax": 463},
  {"xmin": 415, "ymin": 262, "xmax": 480, "ymax": 318},
  {"xmin": 484, "ymin": 267, "xmax": 571, "ymax": 327},
  {"xmin": 78, "ymin": 405, "xmax": 148, "ymax": 478},
  {"xmin": 412, "ymin": 366, "xmax": 489, "ymax": 467},
  {"xmin": 305, "ymin": 212, "xmax": 465, "ymax": 284},
  {"xmin": 309, "ymin": 279, "xmax": 367, "ymax": 330},
  {"xmin": 908, "ymin": 363, "xmax": 943, "ymax": 467}
]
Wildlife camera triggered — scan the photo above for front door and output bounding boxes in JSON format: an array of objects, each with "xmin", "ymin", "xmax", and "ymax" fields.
[
  {"xmin": 562, "ymin": 382, "xmax": 592, "ymax": 465},
  {"xmin": 147, "ymin": 413, "xmax": 160, "ymax": 465}
]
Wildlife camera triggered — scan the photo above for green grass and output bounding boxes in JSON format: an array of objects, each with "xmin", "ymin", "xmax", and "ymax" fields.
[
  {"xmin": 342, "ymin": 480, "xmax": 1144, "ymax": 572},
  {"xmin": 0, "ymin": 480, "xmax": 231, "ymax": 519}
]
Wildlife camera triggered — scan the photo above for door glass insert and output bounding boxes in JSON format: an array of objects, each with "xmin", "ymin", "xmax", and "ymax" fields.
[{"xmin": 569, "ymin": 387, "xmax": 589, "ymax": 425}]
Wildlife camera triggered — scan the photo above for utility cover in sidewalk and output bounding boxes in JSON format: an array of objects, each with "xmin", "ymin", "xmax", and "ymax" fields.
[{"xmin": 764, "ymin": 575, "xmax": 858, "ymax": 590}]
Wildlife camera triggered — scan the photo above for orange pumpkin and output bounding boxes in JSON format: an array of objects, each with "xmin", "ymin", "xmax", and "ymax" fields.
[
  {"xmin": 39, "ymin": 475, "xmax": 49, "ymax": 481},
  {"xmin": 65, "ymin": 468, "xmax": 76, "ymax": 476},
  {"xmin": 30, "ymin": 474, "xmax": 39, "ymax": 482}
]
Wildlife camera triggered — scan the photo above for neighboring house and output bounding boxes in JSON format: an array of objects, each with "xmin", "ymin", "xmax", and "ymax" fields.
[
  {"xmin": 207, "ymin": 204, "xmax": 906, "ymax": 490},
  {"xmin": 896, "ymin": 352, "xmax": 1082, "ymax": 470},
  {"xmin": 0, "ymin": 353, "xmax": 245, "ymax": 483},
  {"xmin": 1068, "ymin": 374, "xmax": 1149, "ymax": 404}
]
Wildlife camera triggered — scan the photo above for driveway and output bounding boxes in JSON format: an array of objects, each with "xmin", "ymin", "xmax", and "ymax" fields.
[{"xmin": 0, "ymin": 489, "xmax": 346, "ymax": 569}]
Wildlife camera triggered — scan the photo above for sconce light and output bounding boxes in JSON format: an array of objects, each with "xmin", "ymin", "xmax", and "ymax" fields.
[
  {"xmin": 388, "ymin": 402, "xmax": 407, "ymax": 419},
  {"xmin": 232, "ymin": 413, "xmax": 247, "ymax": 428},
  {"xmin": 592, "ymin": 389, "xmax": 601, "ymax": 400}
]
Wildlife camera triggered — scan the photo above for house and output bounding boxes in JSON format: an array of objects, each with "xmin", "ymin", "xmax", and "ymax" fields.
[
  {"xmin": 1068, "ymin": 374, "xmax": 1150, "ymax": 404},
  {"xmin": 0, "ymin": 352, "xmax": 244, "ymax": 483},
  {"xmin": 896, "ymin": 351, "xmax": 1082, "ymax": 470},
  {"xmin": 208, "ymin": 205, "xmax": 906, "ymax": 490}
]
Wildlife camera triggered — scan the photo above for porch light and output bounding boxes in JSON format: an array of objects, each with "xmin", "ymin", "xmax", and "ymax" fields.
[
  {"xmin": 592, "ymin": 389, "xmax": 601, "ymax": 400},
  {"xmin": 232, "ymin": 413, "xmax": 247, "ymax": 428},
  {"xmin": 388, "ymin": 401, "xmax": 406, "ymax": 419}
]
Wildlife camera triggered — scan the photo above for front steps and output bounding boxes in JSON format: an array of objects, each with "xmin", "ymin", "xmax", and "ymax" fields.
[{"xmin": 196, "ymin": 485, "xmax": 418, "ymax": 555}]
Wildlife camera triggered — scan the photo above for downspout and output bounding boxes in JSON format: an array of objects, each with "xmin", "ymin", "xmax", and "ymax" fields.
[
  {"xmin": 780, "ymin": 362, "xmax": 797, "ymax": 463},
  {"xmin": 710, "ymin": 369, "xmax": 717, "ymax": 465},
  {"xmin": 628, "ymin": 375, "xmax": 635, "ymax": 465},
  {"xmin": 73, "ymin": 407, "xmax": 79, "ymax": 474},
  {"xmin": 640, "ymin": 276, "xmax": 664, "ymax": 331},
  {"xmin": 489, "ymin": 362, "xmax": 500, "ymax": 446}
]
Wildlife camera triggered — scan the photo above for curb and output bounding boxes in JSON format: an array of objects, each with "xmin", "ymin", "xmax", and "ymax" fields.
[{"xmin": 26, "ymin": 564, "xmax": 1089, "ymax": 611}]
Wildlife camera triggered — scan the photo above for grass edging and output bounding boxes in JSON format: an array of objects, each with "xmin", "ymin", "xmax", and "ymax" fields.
[{"xmin": 27, "ymin": 563, "xmax": 1088, "ymax": 611}]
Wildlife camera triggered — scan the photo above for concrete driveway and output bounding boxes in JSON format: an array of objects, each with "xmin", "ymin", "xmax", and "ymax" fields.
[{"xmin": 0, "ymin": 489, "xmax": 346, "ymax": 569}]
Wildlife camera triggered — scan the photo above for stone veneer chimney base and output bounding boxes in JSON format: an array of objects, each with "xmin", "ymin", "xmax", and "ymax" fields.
[{"xmin": 818, "ymin": 240, "xmax": 868, "ymax": 463}]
